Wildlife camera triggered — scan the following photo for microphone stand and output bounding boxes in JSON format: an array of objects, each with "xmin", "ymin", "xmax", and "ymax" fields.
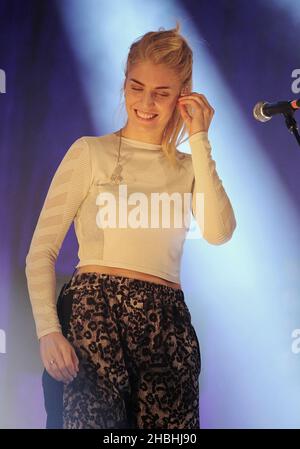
[{"xmin": 283, "ymin": 111, "xmax": 300, "ymax": 147}]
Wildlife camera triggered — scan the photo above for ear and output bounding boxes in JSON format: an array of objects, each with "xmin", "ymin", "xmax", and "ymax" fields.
[{"xmin": 180, "ymin": 85, "xmax": 190, "ymax": 96}]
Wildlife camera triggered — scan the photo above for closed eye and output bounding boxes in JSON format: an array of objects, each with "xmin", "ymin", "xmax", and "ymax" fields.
[{"xmin": 131, "ymin": 87, "xmax": 169, "ymax": 97}]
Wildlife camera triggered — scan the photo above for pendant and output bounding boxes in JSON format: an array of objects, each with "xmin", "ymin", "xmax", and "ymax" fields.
[{"xmin": 110, "ymin": 164, "xmax": 124, "ymax": 184}]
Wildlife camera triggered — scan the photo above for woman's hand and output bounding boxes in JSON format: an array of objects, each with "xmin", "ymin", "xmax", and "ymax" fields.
[
  {"xmin": 177, "ymin": 92, "xmax": 215, "ymax": 136},
  {"xmin": 40, "ymin": 331, "xmax": 79, "ymax": 384}
]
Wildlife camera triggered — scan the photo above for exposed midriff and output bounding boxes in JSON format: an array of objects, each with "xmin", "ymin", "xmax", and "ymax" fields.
[{"xmin": 75, "ymin": 264, "xmax": 181, "ymax": 290}]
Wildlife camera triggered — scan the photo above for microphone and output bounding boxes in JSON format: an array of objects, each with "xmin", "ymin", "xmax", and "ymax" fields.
[{"xmin": 253, "ymin": 98, "xmax": 300, "ymax": 122}]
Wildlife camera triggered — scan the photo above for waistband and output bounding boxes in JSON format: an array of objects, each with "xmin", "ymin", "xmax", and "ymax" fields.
[{"xmin": 68, "ymin": 271, "xmax": 184, "ymax": 299}]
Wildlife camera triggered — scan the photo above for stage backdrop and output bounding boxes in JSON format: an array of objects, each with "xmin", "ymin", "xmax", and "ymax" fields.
[{"xmin": 1, "ymin": 0, "xmax": 300, "ymax": 428}]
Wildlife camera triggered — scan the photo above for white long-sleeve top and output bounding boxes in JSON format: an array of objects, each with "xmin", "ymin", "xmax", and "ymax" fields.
[{"xmin": 25, "ymin": 130, "xmax": 236, "ymax": 339}]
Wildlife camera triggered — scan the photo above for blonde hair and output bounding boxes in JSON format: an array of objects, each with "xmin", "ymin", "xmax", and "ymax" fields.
[{"xmin": 121, "ymin": 21, "xmax": 193, "ymax": 168}]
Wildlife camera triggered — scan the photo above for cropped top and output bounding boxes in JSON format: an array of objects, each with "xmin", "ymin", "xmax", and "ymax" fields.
[{"xmin": 25, "ymin": 130, "xmax": 236, "ymax": 339}]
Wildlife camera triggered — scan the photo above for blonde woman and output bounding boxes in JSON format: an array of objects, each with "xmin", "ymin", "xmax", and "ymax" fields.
[{"xmin": 25, "ymin": 21, "xmax": 236, "ymax": 429}]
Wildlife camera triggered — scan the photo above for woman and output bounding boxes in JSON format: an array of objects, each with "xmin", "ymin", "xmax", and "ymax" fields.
[{"xmin": 25, "ymin": 22, "xmax": 236, "ymax": 429}]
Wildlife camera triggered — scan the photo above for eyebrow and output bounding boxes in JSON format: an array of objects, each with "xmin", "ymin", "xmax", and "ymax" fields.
[{"xmin": 129, "ymin": 78, "xmax": 171, "ymax": 89}]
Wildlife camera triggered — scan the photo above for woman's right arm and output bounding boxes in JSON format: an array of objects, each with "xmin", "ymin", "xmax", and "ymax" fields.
[{"xmin": 25, "ymin": 137, "xmax": 92, "ymax": 382}]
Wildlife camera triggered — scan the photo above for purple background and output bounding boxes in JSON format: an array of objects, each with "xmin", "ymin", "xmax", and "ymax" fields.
[{"xmin": 1, "ymin": 0, "xmax": 300, "ymax": 428}]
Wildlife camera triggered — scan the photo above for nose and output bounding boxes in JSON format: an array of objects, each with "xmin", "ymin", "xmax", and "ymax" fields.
[{"xmin": 140, "ymin": 92, "xmax": 156, "ymax": 109}]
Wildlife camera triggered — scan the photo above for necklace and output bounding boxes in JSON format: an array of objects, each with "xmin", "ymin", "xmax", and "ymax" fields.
[{"xmin": 110, "ymin": 128, "xmax": 124, "ymax": 184}]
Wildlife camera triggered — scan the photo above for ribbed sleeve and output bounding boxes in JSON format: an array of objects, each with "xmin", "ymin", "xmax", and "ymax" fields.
[
  {"xmin": 188, "ymin": 131, "xmax": 236, "ymax": 244},
  {"xmin": 25, "ymin": 137, "xmax": 92, "ymax": 340}
]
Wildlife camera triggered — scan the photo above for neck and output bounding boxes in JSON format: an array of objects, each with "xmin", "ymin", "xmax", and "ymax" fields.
[{"xmin": 120, "ymin": 123, "xmax": 165, "ymax": 145}]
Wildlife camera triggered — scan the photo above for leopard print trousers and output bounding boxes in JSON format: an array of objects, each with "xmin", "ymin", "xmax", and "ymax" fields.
[{"xmin": 42, "ymin": 272, "xmax": 201, "ymax": 429}]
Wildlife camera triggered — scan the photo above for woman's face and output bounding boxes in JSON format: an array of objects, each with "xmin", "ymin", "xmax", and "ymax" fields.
[{"xmin": 123, "ymin": 61, "xmax": 182, "ymax": 142}]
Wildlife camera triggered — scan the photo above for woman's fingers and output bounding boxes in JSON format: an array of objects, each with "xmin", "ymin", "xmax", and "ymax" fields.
[
  {"xmin": 194, "ymin": 93, "xmax": 214, "ymax": 112},
  {"xmin": 46, "ymin": 359, "xmax": 66, "ymax": 382},
  {"xmin": 178, "ymin": 93, "xmax": 214, "ymax": 115},
  {"xmin": 50, "ymin": 351, "xmax": 73, "ymax": 383},
  {"xmin": 178, "ymin": 102, "xmax": 192, "ymax": 121},
  {"xmin": 45, "ymin": 349, "xmax": 75, "ymax": 383},
  {"xmin": 61, "ymin": 347, "xmax": 78, "ymax": 379},
  {"xmin": 40, "ymin": 332, "xmax": 79, "ymax": 383},
  {"xmin": 71, "ymin": 348, "xmax": 80, "ymax": 373}
]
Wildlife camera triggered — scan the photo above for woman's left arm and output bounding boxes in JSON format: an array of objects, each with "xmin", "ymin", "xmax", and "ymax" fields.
[{"xmin": 177, "ymin": 93, "xmax": 237, "ymax": 244}]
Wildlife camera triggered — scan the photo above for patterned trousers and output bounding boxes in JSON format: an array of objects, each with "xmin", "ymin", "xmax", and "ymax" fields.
[{"xmin": 42, "ymin": 272, "xmax": 201, "ymax": 429}]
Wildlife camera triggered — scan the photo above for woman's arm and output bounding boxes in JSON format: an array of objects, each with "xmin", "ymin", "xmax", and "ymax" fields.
[
  {"xmin": 177, "ymin": 92, "xmax": 236, "ymax": 244},
  {"xmin": 25, "ymin": 137, "xmax": 92, "ymax": 340},
  {"xmin": 189, "ymin": 131, "xmax": 237, "ymax": 244}
]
